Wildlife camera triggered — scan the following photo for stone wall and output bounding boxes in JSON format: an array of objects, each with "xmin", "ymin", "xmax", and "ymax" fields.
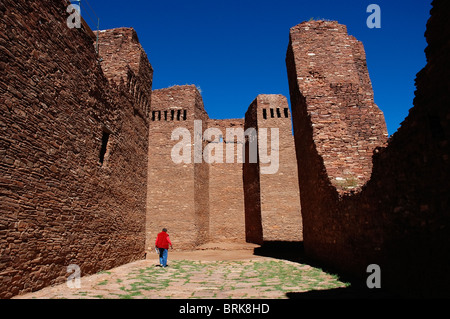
[
  {"xmin": 286, "ymin": 0, "xmax": 450, "ymax": 297},
  {"xmin": 287, "ymin": 20, "xmax": 388, "ymax": 193},
  {"xmin": 3, "ymin": 0, "xmax": 445, "ymax": 300},
  {"xmin": 0, "ymin": 0, "xmax": 150, "ymax": 298},
  {"xmin": 146, "ymin": 85, "xmax": 209, "ymax": 250},
  {"xmin": 244, "ymin": 95, "xmax": 302, "ymax": 243},
  {"xmin": 207, "ymin": 118, "xmax": 246, "ymax": 243},
  {"xmin": 243, "ymin": 98, "xmax": 263, "ymax": 244},
  {"xmin": 286, "ymin": 21, "xmax": 388, "ymax": 273},
  {"xmin": 98, "ymin": 28, "xmax": 153, "ymax": 121},
  {"xmin": 148, "ymin": 91, "xmax": 303, "ymax": 248}
]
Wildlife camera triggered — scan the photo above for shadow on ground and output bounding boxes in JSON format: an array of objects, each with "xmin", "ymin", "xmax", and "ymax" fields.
[{"xmin": 253, "ymin": 241, "xmax": 398, "ymax": 299}]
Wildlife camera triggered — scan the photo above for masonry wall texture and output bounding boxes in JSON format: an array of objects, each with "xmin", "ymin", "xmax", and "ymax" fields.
[
  {"xmin": 147, "ymin": 87, "xmax": 302, "ymax": 249},
  {"xmin": 98, "ymin": 28, "xmax": 153, "ymax": 120},
  {"xmin": 1, "ymin": 0, "xmax": 447, "ymax": 300},
  {"xmin": 146, "ymin": 85, "xmax": 209, "ymax": 250},
  {"xmin": 0, "ymin": 0, "xmax": 151, "ymax": 298},
  {"xmin": 207, "ymin": 118, "xmax": 246, "ymax": 244},
  {"xmin": 243, "ymin": 101, "xmax": 263, "ymax": 244},
  {"xmin": 287, "ymin": 20, "xmax": 388, "ymax": 193},
  {"xmin": 286, "ymin": 0, "xmax": 450, "ymax": 297},
  {"xmin": 244, "ymin": 95, "xmax": 302, "ymax": 243}
]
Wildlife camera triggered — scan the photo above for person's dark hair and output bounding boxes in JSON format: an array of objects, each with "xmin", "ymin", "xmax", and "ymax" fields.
[{"xmin": 162, "ymin": 228, "xmax": 167, "ymax": 232}]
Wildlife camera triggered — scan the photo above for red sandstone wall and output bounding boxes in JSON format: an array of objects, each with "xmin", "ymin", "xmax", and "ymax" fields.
[
  {"xmin": 98, "ymin": 28, "xmax": 153, "ymax": 120},
  {"xmin": 243, "ymin": 100, "xmax": 263, "ymax": 244},
  {"xmin": 194, "ymin": 91, "xmax": 210, "ymax": 246},
  {"xmin": 146, "ymin": 85, "xmax": 209, "ymax": 250},
  {"xmin": 286, "ymin": 20, "xmax": 388, "ymax": 267},
  {"xmin": 0, "ymin": 0, "xmax": 150, "ymax": 298},
  {"xmin": 256, "ymin": 95, "xmax": 302, "ymax": 242},
  {"xmin": 287, "ymin": 21, "xmax": 388, "ymax": 193},
  {"xmin": 287, "ymin": 1, "xmax": 450, "ymax": 297},
  {"xmin": 207, "ymin": 119, "xmax": 246, "ymax": 243},
  {"xmin": 244, "ymin": 95, "xmax": 302, "ymax": 243}
]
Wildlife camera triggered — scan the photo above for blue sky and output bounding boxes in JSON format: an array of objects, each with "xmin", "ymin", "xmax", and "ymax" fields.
[{"xmin": 79, "ymin": 0, "xmax": 432, "ymax": 136}]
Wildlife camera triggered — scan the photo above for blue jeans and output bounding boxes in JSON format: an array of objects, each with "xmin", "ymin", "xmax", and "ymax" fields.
[{"xmin": 159, "ymin": 248, "xmax": 168, "ymax": 267}]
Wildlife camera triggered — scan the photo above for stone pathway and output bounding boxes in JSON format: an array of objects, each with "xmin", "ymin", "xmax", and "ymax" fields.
[{"xmin": 13, "ymin": 248, "xmax": 349, "ymax": 299}]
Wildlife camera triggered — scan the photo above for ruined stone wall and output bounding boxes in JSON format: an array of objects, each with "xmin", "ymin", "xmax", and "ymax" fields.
[
  {"xmin": 207, "ymin": 119, "xmax": 246, "ymax": 243},
  {"xmin": 146, "ymin": 85, "xmax": 209, "ymax": 250},
  {"xmin": 98, "ymin": 28, "xmax": 153, "ymax": 121},
  {"xmin": 0, "ymin": 0, "xmax": 150, "ymax": 298},
  {"xmin": 287, "ymin": 1, "xmax": 450, "ymax": 297},
  {"xmin": 244, "ymin": 95, "xmax": 302, "ymax": 243},
  {"xmin": 287, "ymin": 21, "xmax": 388, "ymax": 192},
  {"xmin": 286, "ymin": 21, "xmax": 387, "ymax": 271}
]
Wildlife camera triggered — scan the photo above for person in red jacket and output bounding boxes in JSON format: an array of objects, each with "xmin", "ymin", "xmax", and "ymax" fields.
[{"xmin": 155, "ymin": 228, "xmax": 173, "ymax": 267}]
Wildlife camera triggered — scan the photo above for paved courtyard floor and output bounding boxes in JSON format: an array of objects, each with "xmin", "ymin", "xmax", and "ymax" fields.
[{"xmin": 14, "ymin": 244, "xmax": 350, "ymax": 299}]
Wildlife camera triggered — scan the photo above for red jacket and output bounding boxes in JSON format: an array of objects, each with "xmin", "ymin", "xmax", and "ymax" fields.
[{"xmin": 155, "ymin": 232, "xmax": 172, "ymax": 249}]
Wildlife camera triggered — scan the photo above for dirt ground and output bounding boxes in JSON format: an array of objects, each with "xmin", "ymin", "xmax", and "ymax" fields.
[{"xmin": 168, "ymin": 242, "xmax": 264, "ymax": 261}]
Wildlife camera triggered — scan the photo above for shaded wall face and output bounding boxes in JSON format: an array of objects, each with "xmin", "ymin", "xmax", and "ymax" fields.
[
  {"xmin": 287, "ymin": 5, "xmax": 450, "ymax": 297},
  {"xmin": 146, "ymin": 86, "xmax": 209, "ymax": 250},
  {"xmin": 286, "ymin": 20, "xmax": 388, "ymax": 275},
  {"xmin": 286, "ymin": 20, "xmax": 388, "ymax": 262},
  {"xmin": 367, "ymin": 0, "xmax": 450, "ymax": 296},
  {"xmin": 243, "ymin": 100, "xmax": 263, "ymax": 244},
  {"xmin": 0, "ymin": 0, "xmax": 150, "ymax": 298}
]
